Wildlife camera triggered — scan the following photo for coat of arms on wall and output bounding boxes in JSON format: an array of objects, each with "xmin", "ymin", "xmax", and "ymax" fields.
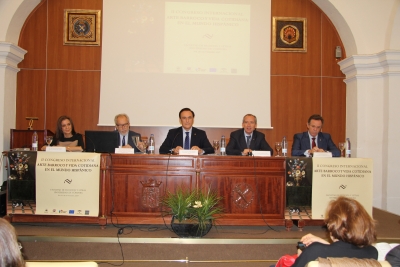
[
  {"xmin": 64, "ymin": 9, "xmax": 101, "ymax": 46},
  {"xmin": 272, "ymin": 17, "xmax": 307, "ymax": 52}
]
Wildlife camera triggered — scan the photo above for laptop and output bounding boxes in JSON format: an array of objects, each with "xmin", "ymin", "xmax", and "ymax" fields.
[{"xmin": 84, "ymin": 131, "xmax": 118, "ymax": 153}]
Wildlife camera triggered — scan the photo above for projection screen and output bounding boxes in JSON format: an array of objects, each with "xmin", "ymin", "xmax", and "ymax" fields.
[{"xmin": 100, "ymin": 0, "xmax": 271, "ymax": 128}]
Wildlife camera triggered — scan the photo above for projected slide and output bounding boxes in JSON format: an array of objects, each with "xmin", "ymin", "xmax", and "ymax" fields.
[
  {"xmin": 100, "ymin": 0, "xmax": 271, "ymax": 129},
  {"xmin": 164, "ymin": 2, "xmax": 250, "ymax": 75}
]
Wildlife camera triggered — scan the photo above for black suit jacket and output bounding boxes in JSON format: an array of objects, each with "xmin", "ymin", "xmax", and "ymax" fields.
[
  {"xmin": 291, "ymin": 131, "xmax": 340, "ymax": 157},
  {"xmin": 117, "ymin": 130, "xmax": 142, "ymax": 151},
  {"xmin": 159, "ymin": 127, "xmax": 213, "ymax": 154},
  {"xmin": 226, "ymin": 129, "xmax": 273, "ymax": 156}
]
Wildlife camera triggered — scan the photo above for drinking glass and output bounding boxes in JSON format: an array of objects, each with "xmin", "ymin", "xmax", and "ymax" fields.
[
  {"xmin": 275, "ymin": 142, "xmax": 282, "ymax": 157},
  {"xmin": 338, "ymin": 142, "xmax": 345, "ymax": 157},
  {"xmin": 45, "ymin": 136, "xmax": 53, "ymax": 146},
  {"xmin": 133, "ymin": 136, "xmax": 148, "ymax": 153},
  {"xmin": 212, "ymin": 140, "xmax": 220, "ymax": 155}
]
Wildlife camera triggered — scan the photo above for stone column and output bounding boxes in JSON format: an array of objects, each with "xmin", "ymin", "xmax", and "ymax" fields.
[
  {"xmin": 0, "ymin": 42, "xmax": 27, "ymax": 181},
  {"xmin": 339, "ymin": 50, "xmax": 400, "ymax": 213}
]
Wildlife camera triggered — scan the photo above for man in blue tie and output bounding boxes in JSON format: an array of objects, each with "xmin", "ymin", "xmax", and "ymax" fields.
[
  {"xmin": 159, "ymin": 108, "xmax": 213, "ymax": 155},
  {"xmin": 114, "ymin": 113, "xmax": 143, "ymax": 151},
  {"xmin": 291, "ymin": 114, "xmax": 340, "ymax": 157},
  {"xmin": 226, "ymin": 114, "xmax": 273, "ymax": 156}
]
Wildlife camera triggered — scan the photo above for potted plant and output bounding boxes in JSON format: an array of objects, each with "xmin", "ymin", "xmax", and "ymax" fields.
[{"xmin": 161, "ymin": 186, "xmax": 223, "ymax": 237}]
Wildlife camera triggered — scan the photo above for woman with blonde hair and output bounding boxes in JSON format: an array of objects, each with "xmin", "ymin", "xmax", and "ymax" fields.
[
  {"xmin": 0, "ymin": 218, "xmax": 24, "ymax": 267},
  {"xmin": 292, "ymin": 196, "xmax": 378, "ymax": 267}
]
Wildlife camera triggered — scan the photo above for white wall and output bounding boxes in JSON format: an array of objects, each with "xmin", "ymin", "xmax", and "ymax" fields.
[
  {"xmin": 0, "ymin": 0, "xmax": 36, "ymax": 182},
  {"xmin": 313, "ymin": 0, "xmax": 400, "ymax": 215}
]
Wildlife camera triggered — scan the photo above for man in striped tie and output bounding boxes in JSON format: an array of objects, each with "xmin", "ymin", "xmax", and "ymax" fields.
[{"xmin": 226, "ymin": 114, "xmax": 273, "ymax": 156}]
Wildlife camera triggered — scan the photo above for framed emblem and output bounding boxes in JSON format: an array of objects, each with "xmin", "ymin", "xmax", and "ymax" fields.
[
  {"xmin": 272, "ymin": 17, "xmax": 307, "ymax": 52},
  {"xmin": 64, "ymin": 9, "xmax": 101, "ymax": 46}
]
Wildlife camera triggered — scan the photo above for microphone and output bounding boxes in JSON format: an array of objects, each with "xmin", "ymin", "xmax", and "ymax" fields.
[{"xmin": 169, "ymin": 132, "xmax": 181, "ymax": 154}]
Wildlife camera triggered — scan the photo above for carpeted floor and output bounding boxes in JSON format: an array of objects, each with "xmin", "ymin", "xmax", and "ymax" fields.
[{"xmin": 10, "ymin": 207, "xmax": 400, "ymax": 266}]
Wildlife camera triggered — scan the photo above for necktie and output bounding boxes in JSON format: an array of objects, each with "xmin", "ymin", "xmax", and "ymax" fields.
[
  {"xmin": 246, "ymin": 136, "xmax": 251, "ymax": 148},
  {"xmin": 312, "ymin": 137, "xmax": 316, "ymax": 148},
  {"xmin": 184, "ymin": 132, "xmax": 190, "ymax": 149},
  {"xmin": 122, "ymin": 136, "xmax": 125, "ymax": 146}
]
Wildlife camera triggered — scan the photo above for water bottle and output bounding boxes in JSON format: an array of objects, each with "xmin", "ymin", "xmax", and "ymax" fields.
[
  {"xmin": 32, "ymin": 131, "xmax": 38, "ymax": 151},
  {"xmin": 282, "ymin": 136, "xmax": 288, "ymax": 156},
  {"xmin": 148, "ymin": 134, "xmax": 155, "ymax": 154},
  {"xmin": 220, "ymin": 135, "xmax": 226, "ymax": 155},
  {"xmin": 345, "ymin": 138, "xmax": 351, "ymax": 158}
]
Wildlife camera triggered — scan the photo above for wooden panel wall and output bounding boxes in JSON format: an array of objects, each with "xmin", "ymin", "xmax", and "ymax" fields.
[{"xmin": 16, "ymin": 0, "xmax": 346, "ymax": 154}]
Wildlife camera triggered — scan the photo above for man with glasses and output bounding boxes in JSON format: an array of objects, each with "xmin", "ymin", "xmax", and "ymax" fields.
[{"xmin": 114, "ymin": 113, "xmax": 142, "ymax": 151}]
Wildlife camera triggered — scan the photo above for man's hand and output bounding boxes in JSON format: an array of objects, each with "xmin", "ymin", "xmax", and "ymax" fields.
[
  {"xmin": 242, "ymin": 148, "xmax": 252, "ymax": 155},
  {"xmin": 136, "ymin": 141, "xmax": 145, "ymax": 151},
  {"xmin": 122, "ymin": 144, "xmax": 132, "ymax": 148},
  {"xmin": 309, "ymin": 146, "xmax": 325, "ymax": 154},
  {"xmin": 173, "ymin": 146, "xmax": 183, "ymax": 154},
  {"xmin": 191, "ymin": 146, "xmax": 203, "ymax": 154}
]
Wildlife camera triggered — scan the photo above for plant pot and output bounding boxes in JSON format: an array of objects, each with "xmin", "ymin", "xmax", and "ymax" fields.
[{"xmin": 170, "ymin": 216, "xmax": 212, "ymax": 238}]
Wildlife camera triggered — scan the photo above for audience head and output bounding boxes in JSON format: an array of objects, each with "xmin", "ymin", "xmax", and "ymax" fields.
[
  {"xmin": 324, "ymin": 196, "xmax": 376, "ymax": 247},
  {"xmin": 307, "ymin": 114, "xmax": 324, "ymax": 137},
  {"xmin": 56, "ymin": 115, "xmax": 76, "ymax": 140},
  {"xmin": 242, "ymin": 114, "xmax": 257, "ymax": 135},
  {"xmin": 114, "ymin": 113, "xmax": 130, "ymax": 135},
  {"xmin": 179, "ymin": 108, "xmax": 195, "ymax": 131},
  {"xmin": 0, "ymin": 218, "xmax": 24, "ymax": 267}
]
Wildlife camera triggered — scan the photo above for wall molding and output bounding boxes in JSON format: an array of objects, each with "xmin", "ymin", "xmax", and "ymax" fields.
[
  {"xmin": 0, "ymin": 42, "xmax": 27, "ymax": 72},
  {"xmin": 339, "ymin": 50, "xmax": 400, "ymax": 83}
]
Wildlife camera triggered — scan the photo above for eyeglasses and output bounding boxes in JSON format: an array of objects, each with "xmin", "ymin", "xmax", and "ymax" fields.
[{"xmin": 116, "ymin": 123, "xmax": 129, "ymax": 128}]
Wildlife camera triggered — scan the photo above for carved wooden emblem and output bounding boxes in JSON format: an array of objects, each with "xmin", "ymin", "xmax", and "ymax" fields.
[
  {"xmin": 140, "ymin": 179, "xmax": 162, "ymax": 209},
  {"xmin": 231, "ymin": 183, "xmax": 254, "ymax": 209}
]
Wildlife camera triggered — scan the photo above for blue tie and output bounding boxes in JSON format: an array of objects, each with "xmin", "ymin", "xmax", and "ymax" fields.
[
  {"xmin": 246, "ymin": 136, "xmax": 251, "ymax": 148},
  {"xmin": 122, "ymin": 136, "xmax": 125, "ymax": 146},
  {"xmin": 184, "ymin": 132, "xmax": 190, "ymax": 149}
]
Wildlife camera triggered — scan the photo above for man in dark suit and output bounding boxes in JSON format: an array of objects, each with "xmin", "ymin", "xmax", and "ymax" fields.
[
  {"xmin": 159, "ymin": 108, "xmax": 213, "ymax": 154},
  {"xmin": 292, "ymin": 114, "xmax": 340, "ymax": 157},
  {"xmin": 114, "ymin": 113, "xmax": 143, "ymax": 152},
  {"xmin": 226, "ymin": 114, "xmax": 273, "ymax": 156}
]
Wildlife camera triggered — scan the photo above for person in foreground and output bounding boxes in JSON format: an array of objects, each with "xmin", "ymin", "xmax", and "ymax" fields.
[
  {"xmin": 291, "ymin": 114, "xmax": 340, "ymax": 157},
  {"xmin": 159, "ymin": 108, "xmax": 213, "ymax": 155},
  {"xmin": 291, "ymin": 196, "xmax": 378, "ymax": 267},
  {"xmin": 0, "ymin": 218, "xmax": 25, "ymax": 267},
  {"xmin": 226, "ymin": 114, "xmax": 273, "ymax": 156},
  {"xmin": 114, "ymin": 113, "xmax": 143, "ymax": 151},
  {"xmin": 42, "ymin": 115, "xmax": 84, "ymax": 150},
  {"xmin": 386, "ymin": 245, "xmax": 400, "ymax": 267}
]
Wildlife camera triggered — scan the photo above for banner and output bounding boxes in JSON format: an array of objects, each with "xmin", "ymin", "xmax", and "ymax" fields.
[
  {"xmin": 35, "ymin": 152, "xmax": 100, "ymax": 216},
  {"xmin": 312, "ymin": 158, "xmax": 373, "ymax": 219}
]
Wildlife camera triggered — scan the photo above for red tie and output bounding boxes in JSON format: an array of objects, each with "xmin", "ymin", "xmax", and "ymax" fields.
[{"xmin": 312, "ymin": 137, "xmax": 316, "ymax": 148}]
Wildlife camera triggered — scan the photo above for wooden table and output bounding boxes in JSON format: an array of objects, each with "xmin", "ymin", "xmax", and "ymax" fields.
[
  {"xmin": 7, "ymin": 154, "xmax": 287, "ymax": 227},
  {"xmin": 101, "ymin": 154, "xmax": 286, "ymax": 226}
]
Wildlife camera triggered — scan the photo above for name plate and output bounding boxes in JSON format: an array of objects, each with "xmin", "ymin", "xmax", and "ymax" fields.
[
  {"xmin": 251, "ymin": 151, "xmax": 271, "ymax": 157},
  {"xmin": 115, "ymin": 148, "xmax": 135, "ymax": 154},
  {"xmin": 46, "ymin": 146, "xmax": 66, "ymax": 152},
  {"xmin": 179, "ymin": 150, "xmax": 199, "ymax": 155},
  {"xmin": 313, "ymin": 152, "xmax": 332, "ymax": 158}
]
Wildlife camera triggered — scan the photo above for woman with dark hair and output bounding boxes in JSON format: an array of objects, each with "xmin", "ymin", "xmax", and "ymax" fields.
[
  {"xmin": 292, "ymin": 196, "xmax": 378, "ymax": 267},
  {"xmin": 41, "ymin": 115, "xmax": 84, "ymax": 150},
  {"xmin": 0, "ymin": 218, "xmax": 24, "ymax": 267}
]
